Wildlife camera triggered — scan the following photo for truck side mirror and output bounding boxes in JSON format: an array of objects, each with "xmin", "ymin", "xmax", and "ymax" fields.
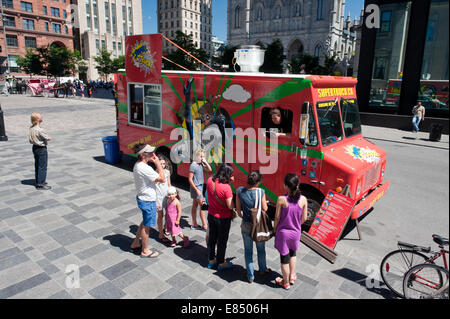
[{"xmin": 299, "ymin": 102, "xmax": 310, "ymax": 146}]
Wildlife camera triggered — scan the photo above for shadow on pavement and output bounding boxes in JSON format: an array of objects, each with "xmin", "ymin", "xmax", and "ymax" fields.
[
  {"xmin": 21, "ymin": 179, "xmax": 36, "ymax": 187},
  {"xmin": 331, "ymin": 267, "xmax": 398, "ymax": 299}
]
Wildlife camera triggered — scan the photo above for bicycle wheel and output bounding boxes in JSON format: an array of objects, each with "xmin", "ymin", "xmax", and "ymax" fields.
[
  {"xmin": 403, "ymin": 263, "xmax": 449, "ymax": 299},
  {"xmin": 380, "ymin": 249, "xmax": 430, "ymax": 298}
]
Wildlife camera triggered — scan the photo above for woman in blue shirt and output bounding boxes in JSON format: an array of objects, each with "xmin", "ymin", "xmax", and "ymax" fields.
[{"xmin": 236, "ymin": 170, "xmax": 271, "ymax": 283}]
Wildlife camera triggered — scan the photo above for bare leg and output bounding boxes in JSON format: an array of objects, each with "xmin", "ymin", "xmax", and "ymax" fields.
[
  {"xmin": 131, "ymin": 223, "xmax": 143, "ymax": 249},
  {"xmin": 198, "ymin": 199, "xmax": 207, "ymax": 230},
  {"xmin": 281, "ymin": 263, "xmax": 290, "ymax": 285},
  {"xmin": 289, "ymin": 256, "xmax": 297, "ymax": 280},
  {"xmin": 141, "ymin": 226, "xmax": 152, "ymax": 256},
  {"xmin": 157, "ymin": 209, "xmax": 165, "ymax": 239},
  {"xmin": 191, "ymin": 200, "xmax": 199, "ymax": 227}
]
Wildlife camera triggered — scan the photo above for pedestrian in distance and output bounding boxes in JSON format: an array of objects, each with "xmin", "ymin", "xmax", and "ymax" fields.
[
  {"xmin": 189, "ymin": 148, "xmax": 212, "ymax": 231},
  {"xmin": 29, "ymin": 112, "xmax": 52, "ymax": 190},
  {"xmin": 273, "ymin": 173, "xmax": 308, "ymax": 290},
  {"xmin": 236, "ymin": 170, "xmax": 271, "ymax": 283},
  {"xmin": 163, "ymin": 187, "xmax": 190, "ymax": 248},
  {"xmin": 412, "ymin": 101, "xmax": 425, "ymax": 133},
  {"xmin": 155, "ymin": 154, "xmax": 172, "ymax": 243},
  {"xmin": 130, "ymin": 143, "xmax": 166, "ymax": 258},
  {"xmin": 206, "ymin": 163, "xmax": 235, "ymax": 270}
]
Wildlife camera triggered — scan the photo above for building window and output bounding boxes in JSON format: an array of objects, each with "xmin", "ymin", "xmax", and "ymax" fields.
[
  {"xmin": 43, "ymin": 5, "xmax": 48, "ymax": 15},
  {"xmin": 314, "ymin": 44, "xmax": 323, "ymax": 58},
  {"xmin": 6, "ymin": 34, "xmax": 18, "ymax": 47},
  {"xmin": 3, "ymin": 16, "xmax": 15, "ymax": 27},
  {"xmin": 45, "ymin": 22, "xmax": 49, "ymax": 31},
  {"xmin": 317, "ymin": 0, "xmax": 324, "ymax": 20},
  {"xmin": 295, "ymin": 2, "xmax": 301, "ymax": 17},
  {"xmin": 8, "ymin": 55, "xmax": 20, "ymax": 72},
  {"xmin": 63, "ymin": 9, "xmax": 67, "ymax": 18},
  {"xmin": 51, "ymin": 7, "xmax": 60, "ymax": 17},
  {"xmin": 65, "ymin": 25, "xmax": 69, "ymax": 34},
  {"xmin": 23, "ymin": 19, "xmax": 35, "ymax": 30},
  {"xmin": 112, "ymin": 3, "xmax": 117, "ymax": 35},
  {"xmin": 25, "ymin": 36, "xmax": 37, "ymax": 48},
  {"xmin": 20, "ymin": 1, "xmax": 33, "ymax": 12},
  {"xmin": 2, "ymin": 0, "xmax": 14, "ymax": 9},
  {"xmin": 274, "ymin": 6, "xmax": 281, "ymax": 19},
  {"xmin": 105, "ymin": 2, "xmax": 111, "ymax": 33},
  {"xmin": 380, "ymin": 11, "xmax": 392, "ymax": 33},
  {"xmin": 86, "ymin": 0, "xmax": 92, "ymax": 30},
  {"xmin": 52, "ymin": 24, "xmax": 62, "ymax": 33},
  {"xmin": 235, "ymin": 6, "xmax": 240, "ymax": 28}
]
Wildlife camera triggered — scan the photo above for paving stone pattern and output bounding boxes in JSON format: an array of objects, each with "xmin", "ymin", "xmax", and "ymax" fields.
[{"xmin": 0, "ymin": 95, "xmax": 396, "ymax": 299}]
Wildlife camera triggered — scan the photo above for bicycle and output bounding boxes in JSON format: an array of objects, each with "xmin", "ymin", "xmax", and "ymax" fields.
[
  {"xmin": 403, "ymin": 235, "xmax": 449, "ymax": 299},
  {"xmin": 380, "ymin": 234, "xmax": 448, "ymax": 298}
]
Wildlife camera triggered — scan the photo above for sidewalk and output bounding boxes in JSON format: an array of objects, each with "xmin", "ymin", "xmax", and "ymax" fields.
[
  {"xmin": 0, "ymin": 95, "xmax": 421, "ymax": 299},
  {"xmin": 362, "ymin": 125, "xmax": 449, "ymax": 150}
]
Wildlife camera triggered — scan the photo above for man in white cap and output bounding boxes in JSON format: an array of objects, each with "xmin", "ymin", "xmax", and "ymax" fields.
[{"xmin": 130, "ymin": 143, "xmax": 166, "ymax": 258}]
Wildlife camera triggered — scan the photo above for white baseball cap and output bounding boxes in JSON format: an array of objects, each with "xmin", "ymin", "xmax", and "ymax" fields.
[
  {"xmin": 167, "ymin": 186, "xmax": 177, "ymax": 194},
  {"xmin": 137, "ymin": 144, "xmax": 155, "ymax": 155}
]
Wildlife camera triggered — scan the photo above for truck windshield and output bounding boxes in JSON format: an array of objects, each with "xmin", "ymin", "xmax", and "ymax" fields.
[
  {"xmin": 340, "ymin": 99, "xmax": 362, "ymax": 137},
  {"xmin": 316, "ymin": 100, "xmax": 343, "ymax": 146}
]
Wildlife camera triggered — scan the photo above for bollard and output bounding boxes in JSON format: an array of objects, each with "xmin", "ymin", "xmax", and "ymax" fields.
[{"xmin": 0, "ymin": 104, "xmax": 8, "ymax": 141}]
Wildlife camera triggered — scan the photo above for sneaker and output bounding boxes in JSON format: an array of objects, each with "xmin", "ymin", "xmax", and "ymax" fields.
[{"xmin": 36, "ymin": 185, "xmax": 51, "ymax": 190}]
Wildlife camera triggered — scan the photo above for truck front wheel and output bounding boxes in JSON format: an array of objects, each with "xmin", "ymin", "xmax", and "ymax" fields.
[{"xmin": 301, "ymin": 189, "xmax": 324, "ymax": 229}]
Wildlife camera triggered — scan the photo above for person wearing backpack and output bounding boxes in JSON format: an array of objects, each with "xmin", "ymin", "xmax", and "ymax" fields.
[
  {"xmin": 273, "ymin": 173, "xmax": 308, "ymax": 290},
  {"xmin": 236, "ymin": 170, "xmax": 271, "ymax": 283}
]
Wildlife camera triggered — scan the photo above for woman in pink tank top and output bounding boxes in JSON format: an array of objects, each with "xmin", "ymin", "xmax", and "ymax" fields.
[{"xmin": 274, "ymin": 173, "xmax": 308, "ymax": 290}]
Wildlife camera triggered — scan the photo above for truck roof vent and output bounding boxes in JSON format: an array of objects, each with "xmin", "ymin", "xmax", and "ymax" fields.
[{"xmin": 233, "ymin": 45, "xmax": 265, "ymax": 73}]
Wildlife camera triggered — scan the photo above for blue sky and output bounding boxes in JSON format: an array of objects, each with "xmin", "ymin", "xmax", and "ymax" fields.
[{"xmin": 142, "ymin": 0, "xmax": 364, "ymax": 42}]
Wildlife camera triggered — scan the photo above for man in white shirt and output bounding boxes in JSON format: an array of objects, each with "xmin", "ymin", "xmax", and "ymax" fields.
[{"xmin": 130, "ymin": 143, "xmax": 166, "ymax": 258}]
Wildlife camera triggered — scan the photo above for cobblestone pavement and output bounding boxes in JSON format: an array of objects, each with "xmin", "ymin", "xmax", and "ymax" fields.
[{"xmin": 0, "ymin": 95, "xmax": 444, "ymax": 299}]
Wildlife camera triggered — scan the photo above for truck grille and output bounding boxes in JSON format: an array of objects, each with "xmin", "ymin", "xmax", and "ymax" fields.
[{"xmin": 364, "ymin": 162, "xmax": 381, "ymax": 193}]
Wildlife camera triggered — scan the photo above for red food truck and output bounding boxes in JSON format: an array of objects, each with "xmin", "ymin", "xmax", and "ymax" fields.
[{"xmin": 115, "ymin": 34, "xmax": 390, "ymax": 226}]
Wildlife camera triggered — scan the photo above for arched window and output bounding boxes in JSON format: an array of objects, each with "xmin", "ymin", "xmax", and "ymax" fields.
[
  {"xmin": 235, "ymin": 6, "xmax": 241, "ymax": 28},
  {"xmin": 317, "ymin": 0, "xmax": 324, "ymax": 20},
  {"xmin": 275, "ymin": 6, "xmax": 281, "ymax": 19},
  {"xmin": 257, "ymin": 7, "xmax": 263, "ymax": 21},
  {"xmin": 314, "ymin": 44, "xmax": 322, "ymax": 58},
  {"xmin": 295, "ymin": 2, "xmax": 301, "ymax": 17}
]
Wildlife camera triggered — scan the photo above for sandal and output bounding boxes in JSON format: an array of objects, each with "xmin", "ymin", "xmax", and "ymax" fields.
[
  {"xmin": 170, "ymin": 240, "xmax": 177, "ymax": 247},
  {"xmin": 158, "ymin": 237, "xmax": 171, "ymax": 243},
  {"xmin": 275, "ymin": 277, "xmax": 290, "ymax": 290},
  {"xmin": 183, "ymin": 237, "xmax": 190, "ymax": 248},
  {"xmin": 289, "ymin": 274, "xmax": 298, "ymax": 285},
  {"xmin": 140, "ymin": 251, "xmax": 159, "ymax": 258}
]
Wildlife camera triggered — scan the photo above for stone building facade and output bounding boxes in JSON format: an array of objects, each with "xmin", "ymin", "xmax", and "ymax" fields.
[
  {"xmin": 71, "ymin": 0, "xmax": 143, "ymax": 81},
  {"xmin": 1, "ymin": 0, "xmax": 74, "ymax": 75},
  {"xmin": 227, "ymin": 0, "xmax": 359, "ymax": 74},
  {"xmin": 157, "ymin": 0, "xmax": 213, "ymax": 57}
]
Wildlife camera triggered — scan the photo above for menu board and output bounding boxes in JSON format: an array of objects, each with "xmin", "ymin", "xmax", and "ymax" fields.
[{"xmin": 307, "ymin": 190, "xmax": 356, "ymax": 250}]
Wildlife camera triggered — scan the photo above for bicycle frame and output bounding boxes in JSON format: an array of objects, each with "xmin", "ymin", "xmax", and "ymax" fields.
[{"xmin": 409, "ymin": 249, "xmax": 449, "ymax": 292}]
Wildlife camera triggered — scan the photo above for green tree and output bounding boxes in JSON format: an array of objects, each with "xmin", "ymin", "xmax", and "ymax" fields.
[
  {"xmin": 164, "ymin": 31, "xmax": 210, "ymax": 71},
  {"xmin": 260, "ymin": 39, "xmax": 285, "ymax": 74},
  {"xmin": 16, "ymin": 48, "xmax": 44, "ymax": 76},
  {"xmin": 94, "ymin": 49, "xmax": 115, "ymax": 79},
  {"xmin": 38, "ymin": 45, "xmax": 84, "ymax": 77},
  {"xmin": 290, "ymin": 54, "xmax": 321, "ymax": 74},
  {"xmin": 221, "ymin": 45, "xmax": 238, "ymax": 72}
]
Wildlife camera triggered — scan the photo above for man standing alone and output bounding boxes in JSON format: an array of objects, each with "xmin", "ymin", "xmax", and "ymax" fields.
[
  {"xmin": 29, "ymin": 112, "xmax": 51, "ymax": 190},
  {"xmin": 412, "ymin": 102, "xmax": 425, "ymax": 133}
]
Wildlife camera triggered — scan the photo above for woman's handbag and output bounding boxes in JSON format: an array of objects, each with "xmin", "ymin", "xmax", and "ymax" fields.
[{"xmin": 250, "ymin": 189, "xmax": 274, "ymax": 242}]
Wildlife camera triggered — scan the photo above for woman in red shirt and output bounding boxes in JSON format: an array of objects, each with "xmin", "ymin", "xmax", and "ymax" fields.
[{"xmin": 206, "ymin": 164, "xmax": 235, "ymax": 270}]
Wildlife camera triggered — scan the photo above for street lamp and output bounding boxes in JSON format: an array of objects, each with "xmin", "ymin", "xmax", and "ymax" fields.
[
  {"xmin": 343, "ymin": 53, "xmax": 350, "ymax": 77},
  {"xmin": 0, "ymin": 1, "xmax": 10, "ymax": 74}
]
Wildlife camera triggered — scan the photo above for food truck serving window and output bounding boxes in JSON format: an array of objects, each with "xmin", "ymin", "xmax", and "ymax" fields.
[
  {"xmin": 128, "ymin": 83, "xmax": 162, "ymax": 131},
  {"xmin": 340, "ymin": 99, "xmax": 362, "ymax": 137},
  {"xmin": 316, "ymin": 100, "xmax": 343, "ymax": 147}
]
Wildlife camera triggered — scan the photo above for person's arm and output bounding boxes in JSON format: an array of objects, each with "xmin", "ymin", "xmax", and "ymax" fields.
[
  {"xmin": 167, "ymin": 170, "xmax": 172, "ymax": 188},
  {"xmin": 301, "ymin": 196, "xmax": 308, "ymax": 224},
  {"xmin": 175, "ymin": 200, "xmax": 182, "ymax": 226},
  {"xmin": 422, "ymin": 108, "xmax": 425, "ymax": 121},
  {"xmin": 261, "ymin": 193, "xmax": 268, "ymax": 212},
  {"xmin": 225, "ymin": 186, "xmax": 234, "ymax": 210},
  {"xmin": 202, "ymin": 158, "xmax": 212, "ymax": 173},
  {"xmin": 150, "ymin": 154, "xmax": 165, "ymax": 184},
  {"xmin": 188, "ymin": 171, "xmax": 201, "ymax": 196},
  {"xmin": 235, "ymin": 194, "xmax": 242, "ymax": 218},
  {"xmin": 273, "ymin": 196, "xmax": 285, "ymax": 232}
]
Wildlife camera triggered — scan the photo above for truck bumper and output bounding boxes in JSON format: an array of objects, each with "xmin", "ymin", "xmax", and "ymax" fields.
[{"xmin": 351, "ymin": 180, "xmax": 390, "ymax": 220}]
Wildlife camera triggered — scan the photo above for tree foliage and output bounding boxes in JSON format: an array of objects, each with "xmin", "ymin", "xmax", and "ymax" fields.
[
  {"xmin": 260, "ymin": 39, "xmax": 285, "ymax": 74},
  {"xmin": 94, "ymin": 49, "xmax": 125, "ymax": 79},
  {"xmin": 164, "ymin": 31, "xmax": 209, "ymax": 71},
  {"xmin": 16, "ymin": 45, "xmax": 85, "ymax": 77}
]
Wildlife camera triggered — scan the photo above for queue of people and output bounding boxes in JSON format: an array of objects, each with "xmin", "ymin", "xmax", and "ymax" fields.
[{"xmin": 131, "ymin": 144, "xmax": 308, "ymax": 290}]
